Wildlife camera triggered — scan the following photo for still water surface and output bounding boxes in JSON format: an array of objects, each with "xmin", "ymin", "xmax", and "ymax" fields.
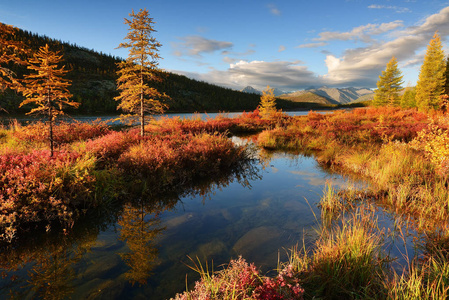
[
  {"xmin": 0, "ymin": 146, "xmax": 361, "ymax": 299},
  {"xmin": 0, "ymin": 133, "xmax": 419, "ymax": 299},
  {"xmin": 1, "ymin": 110, "xmax": 321, "ymax": 125}
]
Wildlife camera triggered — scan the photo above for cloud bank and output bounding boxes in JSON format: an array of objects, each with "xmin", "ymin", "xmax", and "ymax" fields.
[
  {"xmin": 172, "ymin": 36, "xmax": 233, "ymax": 57},
  {"xmin": 173, "ymin": 6, "xmax": 449, "ymax": 91}
]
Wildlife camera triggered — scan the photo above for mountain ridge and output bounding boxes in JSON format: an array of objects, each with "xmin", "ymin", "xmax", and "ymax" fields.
[{"xmin": 241, "ymin": 86, "xmax": 374, "ymax": 104}]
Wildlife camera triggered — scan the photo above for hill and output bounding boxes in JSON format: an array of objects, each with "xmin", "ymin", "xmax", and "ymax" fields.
[
  {"xmin": 0, "ymin": 25, "xmax": 317, "ymax": 115},
  {"xmin": 302, "ymin": 87, "xmax": 373, "ymax": 104},
  {"xmin": 278, "ymin": 91, "xmax": 337, "ymax": 105},
  {"xmin": 241, "ymin": 86, "xmax": 286, "ymax": 96},
  {"xmin": 243, "ymin": 86, "xmax": 374, "ymax": 105}
]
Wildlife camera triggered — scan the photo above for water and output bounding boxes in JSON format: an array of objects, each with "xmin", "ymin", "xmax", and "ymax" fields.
[
  {"xmin": 0, "ymin": 110, "xmax": 324, "ymax": 126},
  {"xmin": 0, "ymin": 140, "xmax": 421, "ymax": 299}
]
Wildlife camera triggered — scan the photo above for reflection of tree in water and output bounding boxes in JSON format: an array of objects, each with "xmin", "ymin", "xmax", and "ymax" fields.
[
  {"xmin": 1, "ymin": 231, "xmax": 96, "ymax": 300},
  {"xmin": 117, "ymin": 157, "xmax": 262, "ymax": 286},
  {"xmin": 27, "ymin": 245, "xmax": 76, "ymax": 299},
  {"xmin": 0, "ymin": 155, "xmax": 262, "ymax": 296},
  {"xmin": 118, "ymin": 200, "xmax": 167, "ymax": 286}
]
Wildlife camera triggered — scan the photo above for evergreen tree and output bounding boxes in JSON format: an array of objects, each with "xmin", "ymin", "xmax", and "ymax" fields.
[
  {"xmin": 444, "ymin": 55, "xmax": 449, "ymax": 95},
  {"xmin": 415, "ymin": 32, "xmax": 446, "ymax": 110},
  {"xmin": 115, "ymin": 8, "xmax": 169, "ymax": 136},
  {"xmin": 20, "ymin": 44, "xmax": 79, "ymax": 156},
  {"xmin": 259, "ymin": 85, "xmax": 277, "ymax": 118},
  {"xmin": 400, "ymin": 86, "xmax": 417, "ymax": 108},
  {"xmin": 0, "ymin": 23, "xmax": 27, "ymax": 112},
  {"xmin": 373, "ymin": 56, "xmax": 403, "ymax": 107}
]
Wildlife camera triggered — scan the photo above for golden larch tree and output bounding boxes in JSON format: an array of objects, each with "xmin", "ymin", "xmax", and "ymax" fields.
[
  {"xmin": 373, "ymin": 56, "xmax": 404, "ymax": 107},
  {"xmin": 115, "ymin": 8, "xmax": 169, "ymax": 136},
  {"xmin": 259, "ymin": 85, "xmax": 277, "ymax": 119},
  {"xmin": 20, "ymin": 44, "xmax": 79, "ymax": 156},
  {"xmin": 415, "ymin": 31, "xmax": 446, "ymax": 110},
  {"xmin": 0, "ymin": 23, "xmax": 28, "ymax": 111}
]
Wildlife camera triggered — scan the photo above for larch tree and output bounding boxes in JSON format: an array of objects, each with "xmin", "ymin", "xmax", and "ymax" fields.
[
  {"xmin": 259, "ymin": 85, "xmax": 277, "ymax": 119},
  {"xmin": 415, "ymin": 31, "xmax": 446, "ymax": 111},
  {"xmin": 373, "ymin": 56, "xmax": 404, "ymax": 107},
  {"xmin": 115, "ymin": 8, "xmax": 169, "ymax": 137},
  {"xmin": 0, "ymin": 23, "xmax": 28, "ymax": 112},
  {"xmin": 444, "ymin": 55, "xmax": 449, "ymax": 95},
  {"xmin": 20, "ymin": 44, "xmax": 79, "ymax": 156},
  {"xmin": 400, "ymin": 86, "xmax": 417, "ymax": 108}
]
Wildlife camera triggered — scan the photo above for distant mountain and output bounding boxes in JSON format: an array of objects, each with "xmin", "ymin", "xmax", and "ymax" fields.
[
  {"xmin": 241, "ymin": 86, "xmax": 261, "ymax": 95},
  {"xmin": 303, "ymin": 87, "xmax": 374, "ymax": 104},
  {"xmin": 241, "ymin": 86, "xmax": 374, "ymax": 104},
  {"xmin": 279, "ymin": 90, "xmax": 338, "ymax": 105},
  {"xmin": 241, "ymin": 86, "xmax": 286, "ymax": 97},
  {"xmin": 272, "ymin": 88, "xmax": 287, "ymax": 97}
]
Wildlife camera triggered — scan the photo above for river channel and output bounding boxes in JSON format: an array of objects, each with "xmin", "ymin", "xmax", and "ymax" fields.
[{"xmin": 0, "ymin": 112, "xmax": 422, "ymax": 299}]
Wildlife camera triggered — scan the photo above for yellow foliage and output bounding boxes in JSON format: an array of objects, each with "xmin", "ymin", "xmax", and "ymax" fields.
[
  {"xmin": 410, "ymin": 124, "xmax": 449, "ymax": 171},
  {"xmin": 115, "ymin": 9, "xmax": 169, "ymax": 136},
  {"xmin": 259, "ymin": 85, "xmax": 277, "ymax": 119}
]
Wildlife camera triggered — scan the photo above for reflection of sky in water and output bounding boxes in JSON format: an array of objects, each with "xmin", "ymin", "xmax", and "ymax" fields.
[
  {"xmin": 0, "ymin": 150, "xmax": 424, "ymax": 299},
  {"xmin": 152, "ymin": 152, "xmax": 358, "ymax": 298},
  {"xmin": 3, "ymin": 110, "xmax": 317, "ymax": 126}
]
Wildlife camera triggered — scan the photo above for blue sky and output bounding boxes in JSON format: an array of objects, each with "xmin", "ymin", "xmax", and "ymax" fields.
[{"xmin": 2, "ymin": 0, "xmax": 449, "ymax": 92}]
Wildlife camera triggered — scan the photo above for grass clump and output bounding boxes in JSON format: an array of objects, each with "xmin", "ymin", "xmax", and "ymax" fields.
[
  {"xmin": 172, "ymin": 256, "xmax": 304, "ymax": 300},
  {"xmin": 258, "ymin": 107, "xmax": 449, "ymax": 231},
  {"xmin": 291, "ymin": 208, "xmax": 387, "ymax": 299}
]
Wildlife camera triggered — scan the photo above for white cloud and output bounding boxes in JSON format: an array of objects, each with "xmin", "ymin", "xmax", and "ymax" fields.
[
  {"xmin": 172, "ymin": 36, "xmax": 233, "ymax": 57},
  {"xmin": 321, "ymin": 6, "xmax": 449, "ymax": 87},
  {"xmin": 368, "ymin": 4, "xmax": 411, "ymax": 13},
  {"xmin": 268, "ymin": 4, "xmax": 281, "ymax": 16},
  {"xmin": 278, "ymin": 45, "xmax": 286, "ymax": 52},
  {"xmin": 174, "ymin": 6, "xmax": 449, "ymax": 90},
  {"xmin": 314, "ymin": 20, "xmax": 404, "ymax": 43},
  {"xmin": 297, "ymin": 42, "xmax": 328, "ymax": 48},
  {"xmin": 174, "ymin": 60, "xmax": 321, "ymax": 91}
]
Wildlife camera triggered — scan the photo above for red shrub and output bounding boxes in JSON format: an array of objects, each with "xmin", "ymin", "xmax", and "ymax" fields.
[
  {"xmin": 14, "ymin": 120, "xmax": 111, "ymax": 145},
  {"xmin": 85, "ymin": 130, "xmax": 140, "ymax": 161},
  {"xmin": 0, "ymin": 149, "xmax": 96, "ymax": 238}
]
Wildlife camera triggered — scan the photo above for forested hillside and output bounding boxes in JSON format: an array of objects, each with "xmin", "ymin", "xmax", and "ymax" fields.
[{"xmin": 0, "ymin": 25, "xmax": 310, "ymax": 114}]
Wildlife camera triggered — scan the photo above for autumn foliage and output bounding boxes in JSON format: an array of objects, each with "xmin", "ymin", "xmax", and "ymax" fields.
[
  {"xmin": 258, "ymin": 107, "xmax": 429, "ymax": 151},
  {"xmin": 0, "ymin": 114, "xmax": 259, "ymax": 242},
  {"xmin": 19, "ymin": 44, "xmax": 79, "ymax": 156},
  {"xmin": 115, "ymin": 8, "xmax": 169, "ymax": 136},
  {"xmin": 0, "ymin": 23, "xmax": 27, "ymax": 96},
  {"xmin": 173, "ymin": 256, "xmax": 304, "ymax": 300}
]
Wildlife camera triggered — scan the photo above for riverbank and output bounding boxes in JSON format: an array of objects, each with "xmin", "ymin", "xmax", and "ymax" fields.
[
  {"xmin": 2, "ymin": 107, "xmax": 448, "ymax": 299},
  {"xmin": 175, "ymin": 107, "xmax": 449, "ymax": 299},
  {"xmin": 0, "ymin": 111, "xmax": 284, "ymax": 243}
]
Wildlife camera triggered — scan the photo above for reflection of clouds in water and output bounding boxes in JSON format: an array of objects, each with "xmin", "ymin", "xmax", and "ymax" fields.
[
  {"xmin": 290, "ymin": 170, "xmax": 362, "ymax": 189},
  {"xmin": 231, "ymin": 136, "xmax": 248, "ymax": 146}
]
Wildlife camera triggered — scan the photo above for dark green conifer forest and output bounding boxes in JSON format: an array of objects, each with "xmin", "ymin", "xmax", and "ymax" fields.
[{"xmin": 0, "ymin": 25, "xmax": 307, "ymax": 115}]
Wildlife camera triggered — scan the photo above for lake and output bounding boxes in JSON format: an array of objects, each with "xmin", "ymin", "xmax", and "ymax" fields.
[
  {"xmin": 0, "ymin": 110, "xmax": 332, "ymax": 126},
  {"xmin": 0, "ymin": 132, "xmax": 422, "ymax": 299}
]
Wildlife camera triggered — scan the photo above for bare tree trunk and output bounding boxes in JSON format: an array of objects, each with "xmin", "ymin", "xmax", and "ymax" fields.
[
  {"xmin": 140, "ymin": 53, "xmax": 145, "ymax": 137},
  {"xmin": 48, "ymin": 88, "xmax": 54, "ymax": 157},
  {"xmin": 140, "ymin": 87, "xmax": 144, "ymax": 137}
]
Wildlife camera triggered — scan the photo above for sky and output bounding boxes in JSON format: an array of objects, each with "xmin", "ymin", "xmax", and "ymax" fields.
[{"xmin": 2, "ymin": 0, "xmax": 449, "ymax": 92}]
